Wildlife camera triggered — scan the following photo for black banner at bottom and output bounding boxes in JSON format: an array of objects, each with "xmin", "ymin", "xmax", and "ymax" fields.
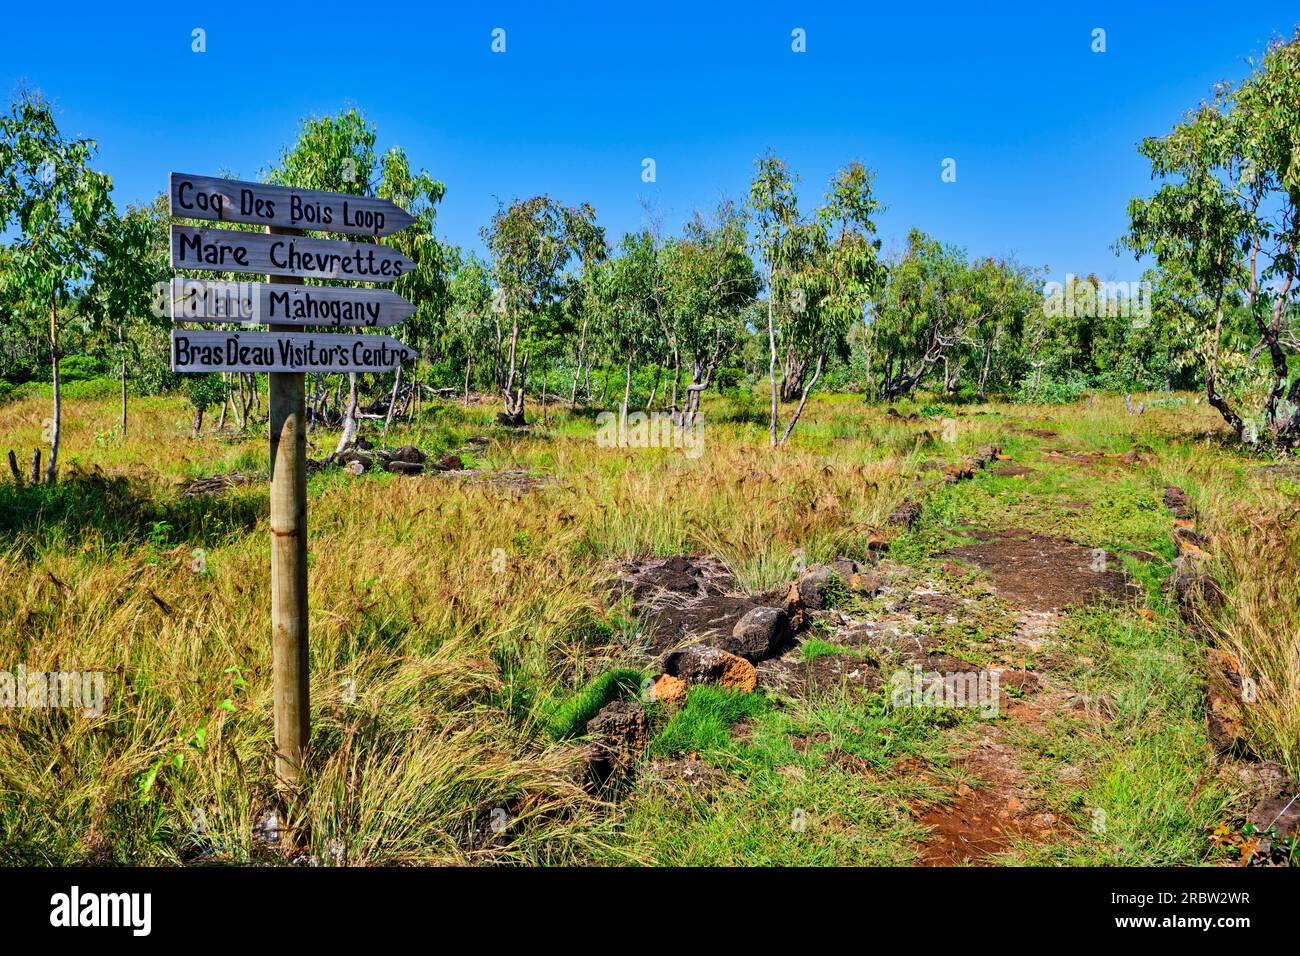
[{"xmin": 0, "ymin": 865, "xmax": 1290, "ymax": 942}]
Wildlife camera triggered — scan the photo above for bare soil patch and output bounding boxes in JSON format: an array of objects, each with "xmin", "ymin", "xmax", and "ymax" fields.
[
  {"xmin": 945, "ymin": 529, "xmax": 1141, "ymax": 613},
  {"xmin": 917, "ymin": 737, "xmax": 1056, "ymax": 865},
  {"xmin": 991, "ymin": 464, "xmax": 1035, "ymax": 478},
  {"xmin": 757, "ymin": 651, "xmax": 881, "ymax": 697}
]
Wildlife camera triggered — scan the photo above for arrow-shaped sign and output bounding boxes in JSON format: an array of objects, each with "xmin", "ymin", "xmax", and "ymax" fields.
[
  {"xmin": 171, "ymin": 225, "xmax": 415, "ymax": 283},
  {"xmin": 170, "ymin": 172, "xmax": 416, "ymax": 237},
  {"xmin": 171, "ymin": 329, "xmax": 416, "ymax": 374},
  {"xmin": 170, "ymin": 278, "xmax": 415, "ymax": 328}
]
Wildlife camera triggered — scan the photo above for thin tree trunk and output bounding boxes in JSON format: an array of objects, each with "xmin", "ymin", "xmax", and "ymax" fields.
[
  {"xmin": 335, "ymin": 372, "xmax": 360, "ymax": 453},
  {"xmin": 646, "ymin": 356, "xmax": 662, "ymax": 411},
  {"xmin": 670, "ymin": 350, "xmax": 681, "ymax": 413},
  {"xmin": 45, "ymin": 294, "xmax": 60, "ymax": 484},
  {"xmin": 778, "ymin": 340, "xmax": 828, "ymax": 446},
  {"xmin": 234, "ymin": 372, "xmax": 246, "ymax": 427},
  {"xmin": 978, "ymin": 343, "xmax": 992, "ymax": 401},
  {"xmin": 766, "ymin": 270, "xmax": 779, "ymax": 446},
  {"xmin": 383, "ymin": 363, "xmax": 403, "ymax": 437},
  {"xmin": 118, "ymin": 324, "xmax": 128, "ymax": 437},
  {"xmin": 621, "ymin": 352, "xmax": 633, "ymax": 431}
]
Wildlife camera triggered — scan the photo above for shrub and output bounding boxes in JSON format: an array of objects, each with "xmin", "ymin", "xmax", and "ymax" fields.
[{"xmin": 1015, "ymin": 372, "xmax": 1090, "ymax": 404}]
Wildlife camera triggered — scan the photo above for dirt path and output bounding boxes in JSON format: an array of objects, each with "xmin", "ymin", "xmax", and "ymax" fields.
[{"xmin": 598, "ymin": 417, "xmax": 1237, "ymax": 866}]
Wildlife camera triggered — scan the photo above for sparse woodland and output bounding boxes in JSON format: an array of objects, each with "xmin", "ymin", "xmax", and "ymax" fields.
[{"xmin": 0, "ymin": 28, "xmax": 1297, "ymax": 869}]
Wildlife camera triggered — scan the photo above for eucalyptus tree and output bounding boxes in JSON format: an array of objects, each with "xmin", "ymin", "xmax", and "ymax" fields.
[
  {"xmin": 483, "ymin": 195, "xmax": 603, "ymax": 425},
  {"xmin": 664, "ymin": 202, "xmax": 759, "ymax": 426},
  {"xmin": 598, "ymin": 229, "xmax": 666, "ymax": 427},
  {"xmin": 959, "ymin": 256, "xmax": 1041, "ymax": 399},
  {"xmin": 0, "ymin": 90, "xmax": 114, "ymax": 482},
  {"xmin": 750, "ymin": 156, "xmax": 885, "ymax": 444},
  {"xmin": 776, "ymin": 162, "xmax": 885, "ymax": 443},
  {"xmin": 446, "ymin": 250, "xmax": 495, "ymax": 404},
  {"xmin": 377, "ymin": 145, "xmax": 448, "ymax": 428},
  {"xmin": 1122, "ymin": 28, "xmax": 1300, "ymax": 443},
  {"xmin": 265, "ymin": 109, "xmax": 448, "ymax": 447},
  {"xmin": 748, "ymin": 152, "xmax": 801, "ymax": 445},
  {"xmin": 871, "ymin": 230, "xmax": 975, "ymax": 400},
  {"xmin": 90, "ymin": 201, "xmax": 169, "ymax": 436},
  {"xmin": 266, "ymin": 110, "xmax": 375, "ymax": 447}
]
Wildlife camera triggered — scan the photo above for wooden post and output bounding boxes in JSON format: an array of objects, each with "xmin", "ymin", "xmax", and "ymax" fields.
[{"xmin": 267, "ymin": 225, "xmax": 310, "ymax": 790}]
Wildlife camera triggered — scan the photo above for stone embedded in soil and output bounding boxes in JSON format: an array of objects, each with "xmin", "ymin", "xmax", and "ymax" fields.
[
  {"xmin": 388, "ymin": 444, "xmax": 426, "ymax": 464},
  {"xmin": 886, "ymin": 501, "xmax": 921, "ymax": 529},
  {"xmin": 796, "ymin": 565, "xmax": 842, "ymax": 611},
  {"xmin": 833, "ymin": 557, "xmax": 865, "ymax": 578},
  {"xmin": 648, "ymin": 673, "xmax": 687, "ymax": 707},
  {"xmin": 1163, "ymin": 485, "xmax": 1196, "ymax": 520},
  {"xmin": 1205, "ymin": 647, "xmax": 1251, "ymax": 757},
  {"xmin": 662, "ymin": 643, "xmax": 757, "ymax": 692},
  {"xmin": 726, "ymin": 605, "xmax": 791, "ymax": 661},
  {"xmin": 584, "ymin": 699, "xmax": 648, "ymax": 785},
  {"xmin": 644, "ymin": 757, "xmax": 726, "ymax": 797},
  {"xmin": 756, "ymin": 652, "xmax": 880, "ymax": 697},
  {"xmin": 384, "ymin": 459, "xmax": 424, "ymax": 475},
  {"xmin": 1173, "ymin": 526, "xmax": 1213, "ymax": 559},
  {"xmin": 610, "ymin": 555, "xmax": 755, "ymax": 653},
  {"xmin": 1164, "ymin": 554, "xmax": 1225, "ymax": 621}
]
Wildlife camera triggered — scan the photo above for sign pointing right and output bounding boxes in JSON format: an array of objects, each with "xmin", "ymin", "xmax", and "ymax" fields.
[
  {"xmin": 170, "ymin": 278, "xmax": 416, "ymax": 328},
  {"xmin": 171, "ymin": 329, "xmax": 417, "ymax": 373},
  {"xmin": 170, "ymin": 172, "xmax": 417, "ymax": 237},
  {"xmin": 170, "ymin": 225, "xmax": 415, "ymax": 283}
]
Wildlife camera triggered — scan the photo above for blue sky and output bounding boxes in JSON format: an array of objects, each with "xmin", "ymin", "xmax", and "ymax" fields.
[{"xmin": 2, "ymin": 1, "xmax": 1296, "ymax": 284}]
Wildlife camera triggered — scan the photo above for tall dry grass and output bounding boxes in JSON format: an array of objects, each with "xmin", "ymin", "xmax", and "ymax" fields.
[{"xmin": 0, "ymin": 390, "xmax": 907, "ymax": 864}]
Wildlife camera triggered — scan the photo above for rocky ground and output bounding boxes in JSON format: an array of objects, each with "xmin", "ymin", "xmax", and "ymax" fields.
[{"xmin": 572, "ymin": 417, "xmax": 1297, "ymax": 866}]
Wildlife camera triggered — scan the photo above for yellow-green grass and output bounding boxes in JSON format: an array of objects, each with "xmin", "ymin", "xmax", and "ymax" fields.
[{"xmin": 0, "ymin": 388, "xmax": 1295, "ymax": 865}]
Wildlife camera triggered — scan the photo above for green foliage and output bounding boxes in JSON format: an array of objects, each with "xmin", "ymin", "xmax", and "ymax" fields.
[
  {"xmin": 1121, "ymin": 28, "xmax": 1300, "ymax": 444},
  {"xmin": 1015, "ymin": 370, "xmax": 1090, "ymax": 404},
  {"xmin": 538, "ymin": 668, "xmax": 644, "ymax": 740},
  {"xmin": 652, "ymin": 685, "xmax": 769, "ymax": 756},
  {"xmin": 185, "ymin": 373, "xmax": 226, "ymax": 412},
  {"xmin": 57, "ymin": 354, "xmax": 107, "ymax": 381}
]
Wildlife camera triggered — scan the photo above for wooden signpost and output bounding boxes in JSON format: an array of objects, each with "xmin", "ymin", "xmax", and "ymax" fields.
[
  {"xmin": 168, "ymin": 174, "xmax": 417, "ymax": 792},
  {"xmin": 170, "ymin": 278, "xmax": 416, "ymax": 327},
  {"xmin": 170, "ymin": 172, "xmax": 417, "ymax": 236},
  {"xmin": 172, "ymin": 329, "xmax": 416, "ymax": 373},
  {"xmin": 171, "ymin": 224, "xmax": 415, "ymax": 282}
]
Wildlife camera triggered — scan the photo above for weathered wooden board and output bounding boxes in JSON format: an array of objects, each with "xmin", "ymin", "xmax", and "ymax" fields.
[
  {"xmin": 169, "ymin": 278, "xmax": 415, "ymax": 328},
  {"xmin": 171, "ymin": 329, "xmax": 416, "ymax": 373},
  {"xmin": 170, "ymin": 172, "xmax": 416, "ymax": 237},
  {"xmin": 170, "ymin": 225, "xmax": 415, "ymax": 283}
]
